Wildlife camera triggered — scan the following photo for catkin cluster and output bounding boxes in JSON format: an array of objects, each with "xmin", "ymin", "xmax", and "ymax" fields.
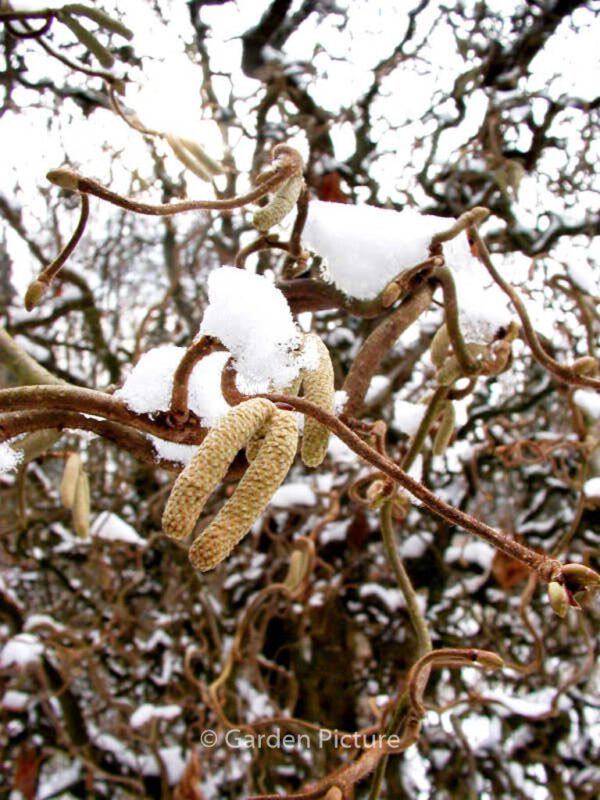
[{"xmin": 162, "ymin": 398, "xmax": 298, "ymax": 571}]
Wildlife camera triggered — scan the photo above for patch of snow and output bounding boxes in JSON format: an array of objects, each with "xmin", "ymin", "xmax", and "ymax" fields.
[
  {"xmin": 236, "ymin": 678, "xmax": 275, "ymax": 722},
  {"xmin": 130, "ymin": 703, "xmax": 182, "ymax": 728},
  {"xmin": 359, "ymin": 582, "xmax": 408, "ymax": 611},
  {"xmin": 24, "ymin": 614, "xmax": 65, "ymax": 633},
  {"xmin": 270, "ymin": 483, "xmax": 317, "ymax": 507},
  {"xmin": 453, "ymin": 279, "xmax": 513, "ymax": 344},
  {"xmin": 91, "ymin": 512, "xmax": 146, "ymax": 546},
  {"xmin": 334, "ymin": 389, "xmax": 349, "ymax": 414},
  {"xmin": 400, "ymin": 532, "xmax": 433, "ymax": 559},
  {"xmin": 393, "ymin": 399, "xmax": 427, "ymax": 436},
  {"xmin": 583, "ymin": 477, "xmax": 600, "ymax": 498},
  {"xmin": 37, "ymin": 760, "xmax": 82, "ymax": 800},
  {"xmin": 149, "ymin": 437, "xmax": 198, "ymax": 466},
  {"xmin": 320, "ymin": 520, "xmax": 350, "ymax": 544},
  {"xmin": 0, "ymin": 633, "xmax": 44, "ymax": 669},
  {"xmin": 0, "ymin": 442, "xmax": 22, "ymax": 475},
  {"xmin": 327, "ymin": 436, "xmax": 357, "ymax": 465},
  {"xmin": 365, "ymin": 375, "xmax": 390, "ymax": 404},
  {"xmin": 445, "ymin": 539, "xmax": 494, "ymax": 570},
  {"xmin": 573, "ymin": 389, "xmax": 600, "ymax": 420},
  {"xmin": 568, "ymin": 261, "xmax": 599, "ymax": 296},
  {"xmin": 117, "ymin": 346, "xmax": 230, "ymax": 426},
  {"xmin": 303, "ymin": 200, "xmax": 473, "ymax": 300},
  {"xmin": 1, "ymin": 690, "xmax": 30, "ymax": 711},
  {"xmin": 485, "ymin": 687, "xmax": 564, "ymax": 718},
  {"xmin": 93, "ymin": 731, "xmax": 186, "ymax": 785},
  {"xmin": 200, "ymin": 267, "xmax": 310, "ymax": 392}
]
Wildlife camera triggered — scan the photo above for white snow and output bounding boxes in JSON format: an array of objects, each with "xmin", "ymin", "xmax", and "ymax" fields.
[
  {"xmin": 270, "ymin": 483, "xmax": 317, "ymax": 507},
  {"xmin": 573, "ymin": 389, "xmax": 600, "ymax": 420},
  {"xmin": 37, "ymin": 761, "xmax": 82, "ymax": 800},
  {"xmin": 1, "ymin": 690, "xmax": 30, "ymax": 711},
  {"xmin": 200, "ymin": 266, "xmax": 311, "ymax": 392},
  {"xmin": 24, "ymin": 614, "xmax": 65, "ymax": 633},
  {"xmin": 303, "ymin": 200, "xmax": 474, "ymax": 300},
  {"xmin": 400, "ymin": 532, "xmax": 433, "ymax": 559},
  {"xmin": 0, "ymin": 442, "xmax": 23, "ymax": 475},
  {"xmin": 0, "ymin": 633, "xmax": 44, "ymax": 669},
  {"xmin": 91, "ymin": 511, "xmax": 146, "ymax": 546},
  {"xmin": 235, "ymin": 678, "xmax": 275, "ymax": 722},
  {"xmin": 320, "ymin": 520, "xmax": 349, "ymax": 544},
  {"xmin": 567, "ymin": 261, "xmax": 599, "ymax": 296},
  {"xmin": 485, "ymin": 687, "xmax": 564, "ymax": 718},
  {"xmin": 130, "ymin": 703, "xmax": 182, "ymax": 728},
  {"xmin": 583, "ymin": 477, "xmax": 600, "ymax": 498},
  {"xmin": 445, "ymin": 539, "xmax": 495, "ymax": 570},
  {"xmin": 453, "ymin": 279, "xmax": 514, "ymax": 344},
  {"xmin": 334, "ymin": 389, "xmax": 349, "ymax": 414},
  {"xmin": 117, "ymin": 347, "xmax": 230, "ymax": 426},
  {"xmin": 303, "ymin": 200, "xmax": 513, "ymax": 341},
  {"xmin": 149, "ymin": 437, "xmax": 198, "ymax": 466},
  {"xmin": 327, "ymin": 435, "xmax": 358, "ymax": 465},
  {"xmin": 359, "ymin": 582, "xmax": 408, "ymax": 611},
  {"xmin": 364, "ymin": 375, "xmax": 391, "ymax": 404},
  {"xmin": 393, "ymin": 399, "xmax": 427, "ymax": 436},
  {"xmin": 93, "ymin": 730, "xmax": 186, "ymax": 784}
]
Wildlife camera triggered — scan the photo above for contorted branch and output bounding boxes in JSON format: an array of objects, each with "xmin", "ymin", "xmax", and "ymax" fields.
[
  {"xmin": 2, "ymin": 384, "xmax": 595, "ymax": 589},
  {"xmin": 261, "ymin": 393, "xmax": 564, "ymax": 584},
  {"xmin": 169, "ymin": 335, "xmax": 224, "ymax": 422},
  {"xmin": 47, "ymin": 144, "xmax": 303, "ymax": 217},
  {"xmin": 0, "ymin": 409, "xmax": 189, "ymax": 471},
  {"xmin": 342, "ymin": 283, "xmax": 434, "ymax": 415},
  {"xmin": 0, "ymin": 385, "xmax": 208, "ymax": 443},
  {"xmin": 469, "ymin": 225, "xmax": 600, "ymax": 389},
  {"xmin": 25, "ymin": 193, "xmax": 89, "ymax": 310}
]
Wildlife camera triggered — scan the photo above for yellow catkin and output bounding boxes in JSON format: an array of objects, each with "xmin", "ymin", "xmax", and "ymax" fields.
[
  {"xmin": 58, "ymin": 12, "xmax": 115, "ymax": 68},
  {"xmin": 432, "ymin": 401, "xmax": 456, "ymax": 456},
  {"xmin": 162, "ymin": 398, "xmax": 275, "ymax": 541},
  {"xmin": 246, "ymin": 374, "xmax": 302, "ymax": 463},
  {"xmin": 165, "ymin": 134, "xmax": 214, "ymax": 182},
  {"xmin": 177, "ymin": 137, "xmax": 223, "ymax": 175},
  {"xmin": 63, "ymin": 4, "xmax": 134, "ymax": 40},
  {"xmin": 252, "ymin": 174, "xmax": 304, "ymax": 232},
  {"xmin": 60, "ymin": 453, "xmax": 81, "ymax": 509},
  {"xmin": 72, "ymin": 470, "xmax": 90, "ymax": 538},
  {"xmin": 189, "ymin": 409, "xmax": 298, "ymax": 571},
  {"xmin": 284, "ymin": 548, "xmax": 310, "ymax": 592},
  {"xmin": 430, "ymin": 324, "xmax": 450, "ymax": 368},
  {"xmin": 301, "ymin": 334, "xmax": 335, "ymax": 468}
]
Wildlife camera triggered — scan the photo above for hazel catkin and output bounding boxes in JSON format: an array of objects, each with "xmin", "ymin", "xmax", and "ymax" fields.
[
  {"xmin": 189, "ymin": 408, "xmax": 298, "ymax": 571},
  {"xmin": 162, "ymin": 398, "xmax": 276, "ymax": 541},
  {"xmin": 301, "ymin": 334, "xmax": 335, "ymax": 468}
]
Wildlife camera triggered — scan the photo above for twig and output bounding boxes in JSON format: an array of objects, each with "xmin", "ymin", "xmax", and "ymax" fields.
[
  {"xmin": 25, "ymin": 194, "xmax": 89, "ymax": 310},
  {"xmin": 169, "ymin": 336, "xmax": 224, "ymax": 422},
  {"xmin": 469, "ymin": 226, "xmax": 600, "ymax": 389}
]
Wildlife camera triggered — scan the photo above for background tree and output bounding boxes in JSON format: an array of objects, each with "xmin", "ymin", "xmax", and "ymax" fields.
[{"xmin": 1, "ymin": 1, "xmax": 599, "ymax": 798}]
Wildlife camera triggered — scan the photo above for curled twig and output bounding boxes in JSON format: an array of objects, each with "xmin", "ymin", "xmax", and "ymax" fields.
[{"xmin": 469, "ymin": 225, "xmax": 600, "ymax": 389}]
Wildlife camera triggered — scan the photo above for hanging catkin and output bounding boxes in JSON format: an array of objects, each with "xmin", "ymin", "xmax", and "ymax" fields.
[
  {"xmin": 189, "ymin": 408, "xmax": 298, "ymax": 571},
  {"xmin": 301, "ymin": 334, "xmax": 335, "ymax": 467},
  {"xmin": 162, "ymin": 398, "xmax": 276, "ymax": 541}
]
